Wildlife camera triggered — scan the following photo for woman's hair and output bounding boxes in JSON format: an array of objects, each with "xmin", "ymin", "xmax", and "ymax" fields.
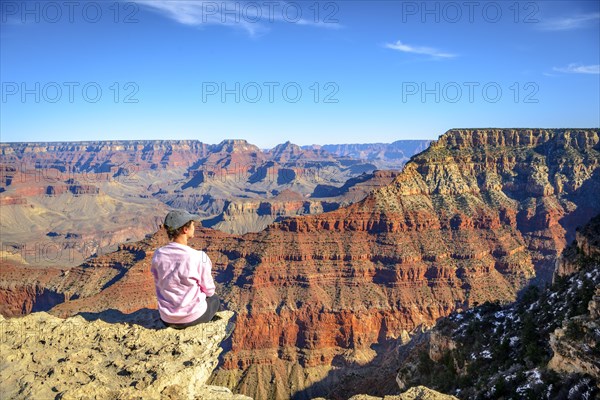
[{"xmin": 166, "ymin": 220, "xmax": 193, "ymax": 241}]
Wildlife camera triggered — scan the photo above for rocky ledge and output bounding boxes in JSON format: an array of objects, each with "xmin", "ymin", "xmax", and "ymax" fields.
[
  {"xmin": 0, "ymin": 310, "xmax": 251, "ymax": 400},
  {"xmin": 345, "ymin": 386, "xmax": 458, "ymax": 399}
]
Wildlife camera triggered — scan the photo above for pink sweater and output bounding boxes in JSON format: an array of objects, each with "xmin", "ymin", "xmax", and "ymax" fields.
[{"xmin": 151, "ymin": 242, "xmax": 216, "ymax": 324}]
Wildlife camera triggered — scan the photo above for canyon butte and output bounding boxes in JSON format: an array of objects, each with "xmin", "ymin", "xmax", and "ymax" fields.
[
  {"xmin": 1, "ymin": 128, "xmax": 599, "ymax": 399},
  {"xmin": 0, "ymin": 139, "xmax": 424, "ymax": 266}
]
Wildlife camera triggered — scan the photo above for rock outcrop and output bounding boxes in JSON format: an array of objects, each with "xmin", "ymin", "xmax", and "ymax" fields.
[
  {"xmin": 554, "ymin": 213, "xmax": 600, "ymax": 280},
  {"xmin": 547, "ymin": 214, "xmax": 600, "ymax": 383},
  {"xmin": 346, "ymin": 386, "xmax": 458, "ymax": 400},
  {"xmin": 547, "ymin": 286, "xmax": 600, "ymax": 380},
  {"xmin": 0, "ymin": 310, "xmax": 250, "ymax": 400}
]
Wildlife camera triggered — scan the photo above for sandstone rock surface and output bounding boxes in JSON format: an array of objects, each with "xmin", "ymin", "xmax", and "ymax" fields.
[
  {"xmin": 347, "ymin": 385, "xmax": 458, "ymax": 400},
  {"xmin": 0, "ymin": 310, "xmax": 250, "ymax": 400}
]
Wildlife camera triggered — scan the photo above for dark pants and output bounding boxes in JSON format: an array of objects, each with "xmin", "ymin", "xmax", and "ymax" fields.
[{"xmin": 161, "ymin": 295, "xmax": 221, "ymax": 329}]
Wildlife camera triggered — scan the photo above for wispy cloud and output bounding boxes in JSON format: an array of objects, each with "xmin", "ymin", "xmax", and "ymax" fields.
[
  {"xmin": 134, "ymin": 0, "xmax": 342, "ymax": 36},
  {"xmin": 135, "ymin": 0, "xmax": 261, "ymax": 35},
  {"xmin": 384, "ymin": 40, "xmax": 457, "ymax": 59},
  {"xmin": 553, "ymin": 64, "xmax": 600, "ymax": 75},
  {"xmin": 537, "ymin": 12, "xmax": 600, "ymax": 31}
]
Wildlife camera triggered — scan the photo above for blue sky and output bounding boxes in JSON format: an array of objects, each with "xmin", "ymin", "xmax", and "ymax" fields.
[{"xmin": 1, "ymin": 0, "xmax": 599, "ymax": 148}]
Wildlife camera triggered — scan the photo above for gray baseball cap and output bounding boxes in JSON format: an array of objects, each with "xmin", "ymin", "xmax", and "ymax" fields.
[{"xmin": 164, "ymin": 209, "xmax": 201, "ymax": 230}]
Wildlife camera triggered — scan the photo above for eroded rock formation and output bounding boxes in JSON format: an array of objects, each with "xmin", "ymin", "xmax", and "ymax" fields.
[
  {"xmin": 0, "ymin": 310, "xmax": 249, "ymax": 400},
  {"xmin": 345, "ymin": 386, "xmax": 458, "ymax": 400},
  {"xmin": 548, "ymin": 214, "xmax": 600, "ymax": 382},
  {"xmin": 376, "ymin": 213, "xmax": 600, "ymax": 399},
  {"xmin": 1, "ymin": 140, "xmax": 419, "ymax": 265},
  {"xmin": 211, "ymin": 171, "xmax": 401, "ymax": 234}
]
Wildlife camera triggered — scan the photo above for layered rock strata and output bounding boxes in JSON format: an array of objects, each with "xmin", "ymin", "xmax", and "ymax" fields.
[
  {"xmin": 371, "ymin": 214, "xmax": 600, "ymax": 399},
  {"xmin": 1, "ymin": 140, "xmax": 417, "ymax": 264},
  {"xmin": 210, "ymin": 171, "xmax": 401, "ymax": 234}
]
